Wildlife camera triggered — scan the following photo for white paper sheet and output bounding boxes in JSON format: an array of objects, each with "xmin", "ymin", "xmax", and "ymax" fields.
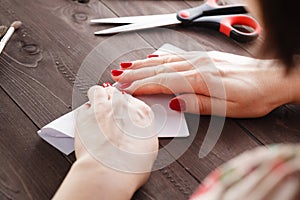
[{"xmin": 38, "ymin": 44, "xmax": 189, "ymax": 155}]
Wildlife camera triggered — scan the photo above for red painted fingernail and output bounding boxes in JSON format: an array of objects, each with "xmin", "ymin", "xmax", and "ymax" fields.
[
  {"xmin": 169, "ymin": 98, "xmax": 186, "ymax": 112},
  {"xmin": 120, "ymin": 62, "xmax": 132, "ymax": 69},
  {"xmin": 85, "ymin": 102, "xmax": 91, "ymax": 108},
  {"xmin": 102, "ymin": 82, "xmax": 112, "ymax": 88},
  {"xmin": 148, "ymin": 54, "xmax": 159, "ymax": 58},
  {"xmin": 111, "ymin": 69, "xmax": 124, "ymax": 76},
  {"xmin": 120, "ymin": 82, "xmax": 131, "ymax": 89}
]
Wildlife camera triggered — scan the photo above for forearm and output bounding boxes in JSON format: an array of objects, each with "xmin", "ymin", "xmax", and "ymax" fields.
[{"xmin": 53, "ymin": 158, "xmax": 144, "ymax": 200}]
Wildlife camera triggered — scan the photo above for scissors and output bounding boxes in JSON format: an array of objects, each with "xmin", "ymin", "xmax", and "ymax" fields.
[{"xmin": 91, "ymin": 0, "xmax": 261, "ymax": 42}]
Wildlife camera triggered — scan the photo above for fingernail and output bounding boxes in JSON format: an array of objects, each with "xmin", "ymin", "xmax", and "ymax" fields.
[
  {"xmin": 111, "ymin": 69, "xmax": 124, "ymax": 76},
  {"xmin": 102, "ymin": 82, "xmax": 112, "ymax": 88},
  {"xmin": 120, "ymin": 82, "xmax": 131, "ymax": 89},
  {"xmin": 148, "ymin": 54, "xmax": 159, "ymax": 58},
  {"xmin": 85, "ymin": 102, "xmax": 91, "ymax": 108},
  {"xmin": 120, "ymin": 62, "xmax": 132, "ymax": 69},
  {"xmin": 169, "ymin": 98, "xmax": 186, "ymax": 112}
]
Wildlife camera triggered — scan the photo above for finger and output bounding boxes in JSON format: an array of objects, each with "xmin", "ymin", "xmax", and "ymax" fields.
[
  {"xmin": 120, "ymin": 55, "xmax": 183, "ymax": 70},
  {"xmin": 124, "ymin": 70, "xmax": 210, "ymax": 96},
  {"xmin": 87, "ymin": 85, "xmax": 108, "ymax": 107},
  {"xmin": 169, "ymin": 94, "xmax": 263, "ymax": 118},
  {"xmin": 169, "ymin": 94, "xmax": 229, "ymax": 116},
  {"xmin": 120, "ymin": 53, "xmax": 203, "ymax": 70},
  {"xmin": 112, "ymin": 60, "xmax": 195, "ymax": 83}
]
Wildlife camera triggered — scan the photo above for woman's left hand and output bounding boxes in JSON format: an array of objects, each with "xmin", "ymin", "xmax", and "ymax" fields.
[{"xmin": 112, "ymin": 51, "xmax": 296, "ymax": 118}]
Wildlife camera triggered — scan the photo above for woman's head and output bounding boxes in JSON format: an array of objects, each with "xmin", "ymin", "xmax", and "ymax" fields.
[{"xmin": 247, "ymin": 0, "xmax": 300, "ymax": 71}]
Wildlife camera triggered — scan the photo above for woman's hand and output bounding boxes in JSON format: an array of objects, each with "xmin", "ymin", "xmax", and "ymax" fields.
[
  {"xmin": 54, "ymin": 86, "xmax": 158, "ymax": 200},
  {"xmin": 112, "ymin": 51, "xmax": 298, "ymax": 118}
]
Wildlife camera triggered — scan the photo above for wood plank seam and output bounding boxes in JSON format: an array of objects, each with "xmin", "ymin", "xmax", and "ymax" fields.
[{"xmin": 234, "ymin": 120, "xmax": 265, "ymax": 145}]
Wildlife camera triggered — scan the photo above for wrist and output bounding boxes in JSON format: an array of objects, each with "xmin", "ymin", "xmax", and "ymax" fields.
[
  {"xmin": 73, "ymin": 158, "xmax": 144, "ymax": 199},
  {"xmin": 266, "ymin": 61, "xmax": 300, "ymax": 107},
  {"xmin": 288, "ymin": 68, "xmax": 300, "ymax": 104},
  {"xmin": 278, "ymin": 66, "xmax": 300, "ymax": 105},
  {"xmin": 54, "ymin": 156, "xmax": 147, "ymax": 200}
]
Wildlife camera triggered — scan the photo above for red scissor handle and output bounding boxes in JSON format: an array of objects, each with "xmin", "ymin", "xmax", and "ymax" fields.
[
  {"xmin": 220, "ymin": 15, "xmax": 261, "ymax": 42},
  {"xmin": 192, "ymin": 14, "xmax": 261, "ymax": 42},
  {"xmin": 176, "ymin": 0, "xmax": 261, "ymax": 42}
]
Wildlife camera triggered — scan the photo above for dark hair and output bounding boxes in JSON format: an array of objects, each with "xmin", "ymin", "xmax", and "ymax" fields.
[{"xmin": 260, "ymin": 0, "xmax": 300, "ymax": 71}]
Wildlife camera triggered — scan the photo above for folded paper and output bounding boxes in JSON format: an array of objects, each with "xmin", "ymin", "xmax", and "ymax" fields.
[{"xmin": 38, "ymin": 44, "xmax": 190, "ymax": 155}]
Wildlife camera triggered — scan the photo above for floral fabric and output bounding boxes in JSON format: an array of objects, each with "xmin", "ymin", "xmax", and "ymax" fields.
[{"xmin": 190, "ymin": 144, "xmax": 300, "ymax": 200}]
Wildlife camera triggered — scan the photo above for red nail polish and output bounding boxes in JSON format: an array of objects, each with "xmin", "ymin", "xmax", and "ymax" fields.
[
  {"xmin": 111, "ymin": 69, "xmax": 124, "ymax": 76},
  {"xmin": 148, "ymin": 54, "xmax": 159, "ymax": 58},
  {"xmin": 102, "ymin": 82, "xmax": 112, "ymax": 88},
  {"xmin": 169, "ymin": 98, "xmax": 186, "ymax": 112},
  {"xmin": 120, "ymin": 82, "xmax": 131, "ymax": 89},
  {"xmin": 120, "ymin": 62, "xmax": 132, "ymax": 69},
  {"xmin": 85, "ymin": 102, "xmax": 91, "ymax": 108},
  {"xmin": 98, "ymin": 83, "xmax": 104, "ymax": 88}
]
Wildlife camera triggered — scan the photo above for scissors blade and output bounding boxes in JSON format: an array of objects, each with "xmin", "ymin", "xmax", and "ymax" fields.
[
  {"xmin": 90, "ymin": 14, "xmax": 174, "ymax": 24},
  {"xmin": 94, "ymin": 14, "xmax": 180, "ymax": 35}
]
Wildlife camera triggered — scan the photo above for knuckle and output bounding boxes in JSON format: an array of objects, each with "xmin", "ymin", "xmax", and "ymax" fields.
[
  {"xmin": 162, "ymin": 56, "xmax": 169, "ymax": 64},
  {"xmin": 155, "ymin": 74, "xmax": 170, "ymax": 93},
  {"xmin": 156, "ymin": 73, "xmax": 166, "ymax": 85},
  {"xmin": 185, "ymin": 70, "xmax": 202, "ymax": 90},
  {"xmin": 162, "ymin": 56, "xmax": 172, "ymax": 64},
  {"xmin": 198, "ymin": 97, "xmax": 207, "ymax": 114},
  {"xmin": 217, "ymin": 68, "xmax": 226, "ymax": 77},
  {"xmin": 153, "ymin": 65, "xmax": 165, "ymax": 75}
]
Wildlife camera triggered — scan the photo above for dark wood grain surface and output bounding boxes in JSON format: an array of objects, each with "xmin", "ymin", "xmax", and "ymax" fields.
[{"xmin": 1, "ymin": 0, "xmax": 299, "ymax": 199}]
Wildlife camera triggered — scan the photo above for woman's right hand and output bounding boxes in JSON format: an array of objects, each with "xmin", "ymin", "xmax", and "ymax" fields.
[
  {"xmin": 54, "ymin": 86, "xmax": 158, "ymax": 200},
  {"xmin": 112, "ymin": 51, "xmax": 299, "ymax": 118},
  {"xmin": 75, "ymin": 86, "xmax": 158, "ymax": 174}
]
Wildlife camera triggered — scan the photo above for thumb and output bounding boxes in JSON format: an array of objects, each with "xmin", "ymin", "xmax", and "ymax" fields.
[{"xmin": 169, "ymin": 94, "xmax": 228, "ymax": 116}]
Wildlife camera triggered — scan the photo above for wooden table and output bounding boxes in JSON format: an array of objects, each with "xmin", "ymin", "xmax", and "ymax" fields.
[{"xmin": 1, "ymin": 0, "xmax": 299, "ymax": 199}]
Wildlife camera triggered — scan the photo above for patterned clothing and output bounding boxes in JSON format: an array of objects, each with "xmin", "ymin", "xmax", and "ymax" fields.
[{"xmin": 190, "ymin": 144, "xmax": 300, "ymax": 200}]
